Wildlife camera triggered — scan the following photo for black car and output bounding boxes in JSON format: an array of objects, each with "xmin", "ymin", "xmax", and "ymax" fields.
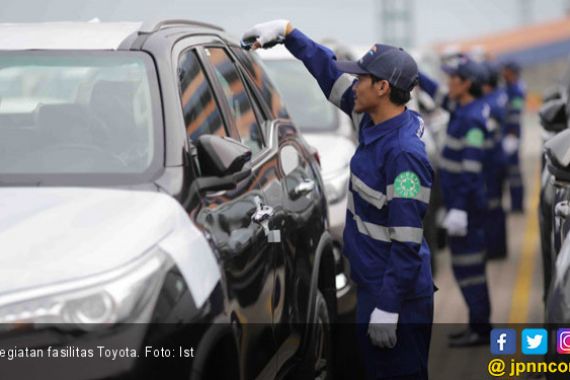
[
  {"xmin": 0, "ymin": 20, "xmax": 337, "ymax": 380},
  {"xmin": 538, "ymin": 85, "xmax": 569, "ymax": 303}
]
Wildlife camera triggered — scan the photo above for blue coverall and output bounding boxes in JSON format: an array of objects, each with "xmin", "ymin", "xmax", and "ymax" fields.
[
  {"xmin": 419, "ymin": 72, "xmax": 492, "ymax": 333},
  {"xmin": 483, "ymin": 88, "xmax": 509, "ymax": 258},
  {"xmin": 284, "ymin": 29, "xmax": 434, "ymax": 379},
  {"xmin": 504, "ymin": 81, "xmax": 526, "ymax": 211}
]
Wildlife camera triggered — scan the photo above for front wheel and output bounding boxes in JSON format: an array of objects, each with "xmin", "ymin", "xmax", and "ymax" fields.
[{"xmin": 304, "ymin": 290, "xmax": 334, "ymax": 380}]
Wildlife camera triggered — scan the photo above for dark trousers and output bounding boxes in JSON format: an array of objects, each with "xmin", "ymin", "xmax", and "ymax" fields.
[
  {"xmin": 356, "ymin": 290, "xmax": 433, "ymax": 380},
  {"xmin": 448, "ymin": 214, "xmax": 491, "ymax": 333},
  {"xmin": 485, "ymin": 164, "xmax": 508, "ymax": 257}
]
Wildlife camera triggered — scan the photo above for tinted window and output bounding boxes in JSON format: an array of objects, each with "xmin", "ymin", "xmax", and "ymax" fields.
[
  {"xmin": 206, "ymin": 48, "xmax": 263, "ymax": 155},
  {"xmin": 232, "ymin": 47, "xmax": 289, "ymax": 120},
  {"xmin": 178, "ymin": 50, "xmax": 226, "ymax": 141}
]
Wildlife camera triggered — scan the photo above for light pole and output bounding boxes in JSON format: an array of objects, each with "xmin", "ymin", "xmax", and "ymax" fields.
[{"xmin": 378, "ymin": 0, "xmax": 415, "ymax": 49}]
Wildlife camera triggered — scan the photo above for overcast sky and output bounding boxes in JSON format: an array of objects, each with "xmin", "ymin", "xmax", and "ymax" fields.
[{"xmin": 0, "ymin": 0, "xmax": 568, "ymax": 47}]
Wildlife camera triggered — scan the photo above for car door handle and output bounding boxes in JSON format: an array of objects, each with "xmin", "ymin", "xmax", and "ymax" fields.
[
  {"xmin": 252, "ymin": 204, "xmax": 274, "ymax": 223},
  {"xmin": 252, "ymin": 195, "xmax": 274, "ymax": 223},
  {"xmin": 252, "ymin": 196, "xmax": 280, "ymax": 243},
  {"xmin": 292, "ymin": 179, "xmax": 315, "ymax": 197},
  {"xmin": 556, "ymin": 201, "xmax": 570, "ymax": 219}
]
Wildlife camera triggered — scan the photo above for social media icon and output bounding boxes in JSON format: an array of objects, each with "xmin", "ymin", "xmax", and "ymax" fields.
[
  {"xmin": 522, "ymin": 329, "xmax": 548, "ymax": 355},
  {"xmin": 491, "ymin": 329, "xmax": 516, "ymax": 355},
  {"xmin": 557, "ymin": 329, "xmax": 570, "ymax": 354}
]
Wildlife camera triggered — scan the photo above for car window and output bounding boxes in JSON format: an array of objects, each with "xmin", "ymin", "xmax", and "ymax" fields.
[
  {"xmin": 205, "ymin": 47, "xmax": 263, "ymax": 156},
  {"xmin": 177, "ymin": 50, "xmax": 226, "ymax": 141},
  {"xmin": 0, "ymin": 51, "xmax": 162, "ymax": 178},
  {"xmin": 263, "ymin": 59, "xmax": 337, "ymax": 132},
  {"xmin": 231, "ymin": 47, "xmax": 289, "ymax": 120}
]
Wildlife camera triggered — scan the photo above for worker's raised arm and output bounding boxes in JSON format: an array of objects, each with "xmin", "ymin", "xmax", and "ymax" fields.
[
  {"xmin": 418, "ymin": 71, "xmax": 453, "ymax": 111},
  {"xmin": 241, "ymin": 20, "xmax": 356, "ymax": 116}
]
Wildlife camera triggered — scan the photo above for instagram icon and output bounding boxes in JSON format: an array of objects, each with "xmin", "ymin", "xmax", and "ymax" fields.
[{"xmin": 558, "ymin": 329, "xmax": 570, "ymax": 354}]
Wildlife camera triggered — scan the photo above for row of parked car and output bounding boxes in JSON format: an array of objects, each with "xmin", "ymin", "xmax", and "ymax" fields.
[
  {"xmin": 539, "ymin": 76, "xmax": 570, "ymax": 324},
  {"xmin": 0, "ymin": 18, "xmax": 451, "ymax": 380},
  {"xmin": 536, "ymin": 69, "xmax": 570, "ymax": 380}
]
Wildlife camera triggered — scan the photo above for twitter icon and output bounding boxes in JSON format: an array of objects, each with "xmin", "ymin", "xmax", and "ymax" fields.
[{"xmin": 522, "ymin": 329, "xmax": 548, "ymax": 355}]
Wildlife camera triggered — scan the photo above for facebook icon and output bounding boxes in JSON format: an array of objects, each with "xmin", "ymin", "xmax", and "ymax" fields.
[{"xmin": 491, "ymin": 329, "xmax": 516, "ymax": 355}]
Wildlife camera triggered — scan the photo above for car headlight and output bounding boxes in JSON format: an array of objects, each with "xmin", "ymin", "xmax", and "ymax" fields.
[
  {"xmin": 324, "ymin": 167, "xmax": 350, "ymax": 204},
  {"xmin": 0, "ymin": 246, "xmax": 169, "ymax": 330}
]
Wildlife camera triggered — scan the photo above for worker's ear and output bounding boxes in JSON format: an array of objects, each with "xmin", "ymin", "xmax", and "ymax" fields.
[
  {"xmin": 377, "ymin": 80, "xmax": 389, "ymax": 97},
  {"xmin": 462, "ymin": 79, "xmax": 473, "ymax": 93}
]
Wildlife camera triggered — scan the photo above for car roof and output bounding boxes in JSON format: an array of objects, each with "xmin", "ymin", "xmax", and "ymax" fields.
[
  {"xmin": 0, "ymin": 22, "xmax": 143, "ymax": 50},
  {"xmin": 0, "ymin": 20, "xmax": 229, "ymax": 51}
]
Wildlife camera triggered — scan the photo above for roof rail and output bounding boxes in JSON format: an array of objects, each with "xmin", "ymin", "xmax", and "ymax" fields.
[{"xmin": 139, "ymin": 19, "xmax": 224, "ymax": 34}]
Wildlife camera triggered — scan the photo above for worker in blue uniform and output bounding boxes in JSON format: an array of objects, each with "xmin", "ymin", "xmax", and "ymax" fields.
[
  {"xmin": 242, "ymin": 20, "xmax": 434, "ymax": 379},
  {"xmin": 418, "ymin": 55, "xmax": 492, "ymax": 347},
  {"xmin": 482, "ymin": 61, "xmax": 509, "ymax": 259},
  {"xmin": 502, "ymin": 61, "xmax": 526, "ymax": 212}
]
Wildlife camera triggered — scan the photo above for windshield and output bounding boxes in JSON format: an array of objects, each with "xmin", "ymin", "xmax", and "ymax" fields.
[
  {"xmin": 0, "ymin": 51, "xmax": 162, "ymax": 185},
  {"xmin": 263, "ymin": 59, "xmax": 338, "ymax": 132}
]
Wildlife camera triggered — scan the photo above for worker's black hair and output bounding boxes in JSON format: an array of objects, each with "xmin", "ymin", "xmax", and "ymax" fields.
[
  {"xmin": 467, "ymin": 82, "xmax": 483, "ymax": 98},
  {"xmin": 371, "ymin": 76, "xmax": 412, "ymax": 105},
  {"xmin": 389, "ymin": 86, "xmax": 412, "ymax": 105},
  {"xmin": 458, "ymin": 75, "xmax": 484, "ymax": 98},
  {"xmin": 487, "ymin": 75, "xmax": 499, "ymax": 89}
]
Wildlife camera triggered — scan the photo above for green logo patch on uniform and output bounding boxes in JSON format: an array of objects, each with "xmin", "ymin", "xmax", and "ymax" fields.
[
  {"xmin": 511, "ymin": 97, "xmax": 524, "ymax": 110},
  {"xmin": 466, "ymin": 128, "xmax": 484, "ymax": 147},
  {"xmin": 394, "ymin": 171, "xmax": 421, "ymax": 198}
]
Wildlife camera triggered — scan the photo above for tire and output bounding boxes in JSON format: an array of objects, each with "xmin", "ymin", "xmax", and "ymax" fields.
[{"xmin": 301, "ymin": 290, "xmax": 334, "ymax": 380}]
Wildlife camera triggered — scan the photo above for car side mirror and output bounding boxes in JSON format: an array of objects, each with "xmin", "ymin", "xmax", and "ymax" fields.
[
  {"xmin": 545, "ymin": 128, "xmax": 570, "ymax": 181},
  {"xmin": 542, "ymin": 85, "xmax": 564, "ymax": 103},
  {"xmin": 539, "ymin": 99, "xmax": 567, "ymax": 133},
  {"xmin": 191, "ymin": 135, "xmax": 253, "ymax": 193},
  {"xmin": 196, "ymin": 135, "xmax": 252, "ymax": 177}
]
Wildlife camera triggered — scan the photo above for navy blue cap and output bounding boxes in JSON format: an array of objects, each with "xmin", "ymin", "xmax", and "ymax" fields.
[
  {"xmin": 482, "ymin": 61, "xmax": 500, "ymax": 85},
  {"xmin": 502, "ymin": 60, "xmax": 521, "ymax": 73},
  {"xmin": 334, "ymin": 44, "xmax": 418, "ymax": 91},
  {"xmin": 441, "ymin": 55, "xmax": 488, "ymax": 85}
]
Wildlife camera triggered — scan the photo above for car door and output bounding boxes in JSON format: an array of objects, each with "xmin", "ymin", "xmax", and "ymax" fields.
[
  {"xmin": 230, "ymin": 47, "xmax": 328, "ymax": 373},
  {"xmin": 173, "ymin": 41, "xmax": 277, "ymax": 379}
]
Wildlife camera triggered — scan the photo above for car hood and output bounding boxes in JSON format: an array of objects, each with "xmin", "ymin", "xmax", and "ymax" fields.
[
  {"xmin": 303, "ymin": 134, "xmax": 356, "ymax": 177},
  {"xmin": 0, "ymin": 187, "xmax": 213, "ymax": 297}
]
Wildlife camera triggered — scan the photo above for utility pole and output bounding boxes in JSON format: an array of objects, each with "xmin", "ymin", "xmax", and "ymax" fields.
[
  {"xmin": 518, "ymin": 0, "xmax": 533, "ymax": 26},
  {"xmin": 378, "ymin": 0, "xmax": 415, "ymax": 48}
]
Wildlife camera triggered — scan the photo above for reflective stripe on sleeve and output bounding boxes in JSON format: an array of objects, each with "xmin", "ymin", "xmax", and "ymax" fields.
[
  {"xmin": 463, "ymin": 160, "xmax": 482, "ymax": 173},
  {"xmin": 328, "ymin": 73, "xmax": 354, "ymax": 108},
  {"xmin": 351, "ymin": 174, "xmax": 387, "ymax": 210},
  {"xmin": 347, "ymin": 193, "xmax": 424, "ymax": 245},
  {"xmin": 386, "ymin": 184, "xmax": 431, "ymax": 203}
]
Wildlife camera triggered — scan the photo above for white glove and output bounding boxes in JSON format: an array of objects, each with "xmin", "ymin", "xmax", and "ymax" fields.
[
  {"xmin": 368, "ymin": 308, "xmax": 399, "ymax": 348},
  {"xmin": 241, "ymin": 20, "xmax": 290, "ymax": 50},
  {"xmin": 502, "ymin": 135, "xmax": 519, "ymax": 155},
  {"xmin": 443, "ymin": 208, "xmax": 468, "ymax": 237}
]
